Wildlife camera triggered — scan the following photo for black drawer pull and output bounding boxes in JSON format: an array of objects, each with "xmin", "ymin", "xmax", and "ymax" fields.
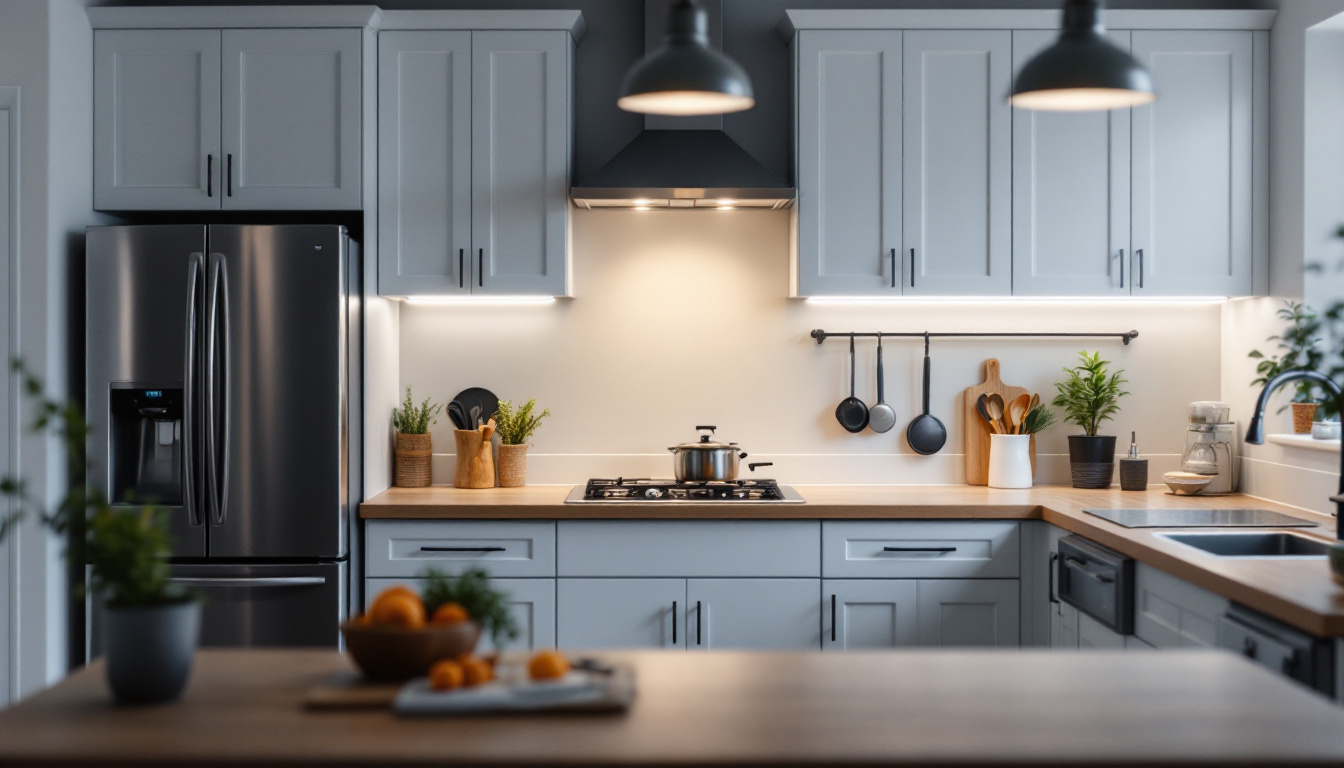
[
  {"xmin": 696, "ymin": 600, "xmax": 702, "ymax": 645},
  {"xmin": 672, "ymin": 601, "xmax": 677, "ymax": 645},
  {"xmin": 1064, "ymin": 556, "xmax": 1115, "ymax": 583},
  {"xmin": 883, "ymin": 546, "xmax": 956, "ymax": 553},
  {"xmin": 420, "ymin": 546, "xmax": 506, "ymax": 553}
]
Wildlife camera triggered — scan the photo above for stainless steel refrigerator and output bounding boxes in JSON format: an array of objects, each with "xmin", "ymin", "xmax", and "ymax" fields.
[{"xmin": 85, "ymin": 224, "xmax": 360, "ymax": 654}]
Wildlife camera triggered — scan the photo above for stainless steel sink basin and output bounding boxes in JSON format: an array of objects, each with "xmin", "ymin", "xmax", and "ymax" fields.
[{"xmin": 1156, "ymin": 532, "xmax": 1332, "ymax": 558}]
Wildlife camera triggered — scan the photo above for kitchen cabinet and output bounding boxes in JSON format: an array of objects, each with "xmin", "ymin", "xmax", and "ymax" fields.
[
  {"xmin": 378, "ymin": 28, "xmax": 574, "ymax": 297},
  {"xmin": 822, "ymin": 521, "xmax": 1020, "ymax": 579},
  {"xmin": 365, "ymin": 577, "xmax": 555, "ymax": 653},
  {"xmin": 557, "ymin": 578, "xmax": 683, "ymax": 650},
  {"xmin": 94, "ymin": 26, "xmax": 363, "ymax": 211},
  {"xmin": 687, "ymin": 579, "xmax": 820, "ymax": 651},
  {"xmin": 1133, "ymin": 562, "xmax": 1228, "ymax": 648},
  {"xmin": 823, "ymin": 580, "xmax": 921, "ymax": 650},
  {"xmin": 364, "ymin": 520, "xmax": 556, "ymax": 579},
  {"xmin": 823, "ymin": 579, "xmax": 1017, "ymax": 648}
]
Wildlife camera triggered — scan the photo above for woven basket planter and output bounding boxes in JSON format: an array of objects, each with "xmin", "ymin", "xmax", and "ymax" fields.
[
  {"xmin": 1292, "ymin": 403, "xmax": 1319, "ymax": 434},
  {"xmin": 395, "ymin": 432, "xmax": 433, "ymax": 488},
  {"xmin": 497, "ymin": 444, "xmax": 529, "ymax": 488}
]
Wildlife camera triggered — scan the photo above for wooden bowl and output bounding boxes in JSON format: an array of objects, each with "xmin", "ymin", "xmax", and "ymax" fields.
[
  {"xmin": 341, "ymin": 621, "xmax": 480, "ymax": 680},
  {"xmin": 1162, "ymin": 471, "xmax": 1214, "ymax": 496}
]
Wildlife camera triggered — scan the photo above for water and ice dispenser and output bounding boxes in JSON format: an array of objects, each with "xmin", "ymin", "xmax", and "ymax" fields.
[{"xmin": 108, "ymin": 385, "xmax": 183, "ymax": 507}]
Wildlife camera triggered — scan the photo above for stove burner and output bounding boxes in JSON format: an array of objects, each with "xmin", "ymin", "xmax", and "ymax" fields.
[{"xmin": 576, "ymin": 478, "xmax": 792, "ymax": 502}]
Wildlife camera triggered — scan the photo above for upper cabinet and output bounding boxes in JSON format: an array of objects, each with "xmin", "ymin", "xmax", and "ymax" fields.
[
  {"xmin": 93, "ymin": 10, "xmax": 369, "ymax": 211},
  {"xmin": 378, "ymin": 17, "xmax": 579, "ymax": 298},
  {"xmin": 786, "ymin": 10, "xmax": 1271, "ymax": 298}
]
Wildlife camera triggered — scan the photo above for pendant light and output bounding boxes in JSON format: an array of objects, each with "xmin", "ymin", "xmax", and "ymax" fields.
[
  {"xmin": 617, "ymin": 0, "xmax": 755, "ymax": 116},
  {"xmin": 1010, "ymin": 0, "xmax": 1154, "ymax": 111}
]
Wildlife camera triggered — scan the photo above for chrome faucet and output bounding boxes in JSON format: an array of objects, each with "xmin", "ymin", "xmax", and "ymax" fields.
[{"xmin": 1244, "ymin": 370, "xmax": 1344, "ymax": 534}]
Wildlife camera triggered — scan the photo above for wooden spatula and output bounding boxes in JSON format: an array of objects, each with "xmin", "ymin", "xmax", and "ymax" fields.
[{"xmin": 1007, "ymin": 393, "xmax": 1031, "ymax": 435}]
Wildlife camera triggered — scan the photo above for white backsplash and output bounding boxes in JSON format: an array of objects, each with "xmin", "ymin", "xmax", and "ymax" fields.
[{"xmin": 400, "ymin": 209, "xmax": 1222, "ymax": 487}]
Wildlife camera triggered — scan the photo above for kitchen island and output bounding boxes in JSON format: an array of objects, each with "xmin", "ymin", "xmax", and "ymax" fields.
[{"xmin": 3, "ymin": 648, "xmax": 1344, "ymax": 767}]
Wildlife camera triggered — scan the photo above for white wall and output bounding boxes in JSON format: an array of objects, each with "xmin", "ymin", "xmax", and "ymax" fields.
[{"xmin": 401, "ymin": 210, "xmax": 1222, "ymax": 486}]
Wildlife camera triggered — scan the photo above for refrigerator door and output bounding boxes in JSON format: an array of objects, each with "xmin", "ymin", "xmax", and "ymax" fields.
[
  {"xmin": 86, "ymin": 225, "xmax": 207, "ymax": 558},
  {"xmin": 204, "ymin": 225, "xmax": 348, "ymax": 559}
]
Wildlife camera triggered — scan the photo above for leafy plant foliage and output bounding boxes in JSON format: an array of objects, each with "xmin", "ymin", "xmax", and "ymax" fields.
[
  {"xmin": 1248, "ymin": 301, "xmax": 1334, "ymax": 418},
  {"xmin": 1051, "ymin": 351, "xmax": 1130, "ymax": 437},
  {"xmin": 493, "ymin": 399, "xmax": 551, "ymax": 446},
  {"xmin": 1020, "ymin": 403, "xmax": 1057, "ymax": 435},
  {"xmin": 419, "ymin": 567, "xmax": 519, "ymax": 646},
  {"xmin": 392, "ymin": 386, "xmax": 442, "ymax": 435}
]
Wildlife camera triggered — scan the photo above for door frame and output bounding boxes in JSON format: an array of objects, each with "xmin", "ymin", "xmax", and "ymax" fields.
[{"xmin": 0, "ymin": 87, "xmax": 20, "ymax": 707}]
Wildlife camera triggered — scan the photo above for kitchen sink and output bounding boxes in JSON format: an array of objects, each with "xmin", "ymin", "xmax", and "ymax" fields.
[{"xmin": 1156, "ymin": 532, "xmax": 1332, "ymax": 558}]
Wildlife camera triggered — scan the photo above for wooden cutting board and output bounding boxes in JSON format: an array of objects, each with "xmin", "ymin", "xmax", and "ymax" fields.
[{"xmin": 962, "ymin": 359, "xmax": 1036, "ymax": 485}]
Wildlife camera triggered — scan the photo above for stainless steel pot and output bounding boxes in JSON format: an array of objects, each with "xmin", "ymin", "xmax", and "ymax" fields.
[{"xmin": 668, "ymin": 426, "xmax": 749, "ymax": 482}]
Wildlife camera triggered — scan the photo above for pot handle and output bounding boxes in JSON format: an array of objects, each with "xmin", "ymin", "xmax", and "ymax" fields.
[{"xmin": 748, "ymin": 462, "xmax": 773, "ymax": 472}]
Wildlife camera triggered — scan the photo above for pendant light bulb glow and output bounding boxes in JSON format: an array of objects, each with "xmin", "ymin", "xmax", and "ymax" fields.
[
  {"xmin": 1010, "ymin": 0, "xmax": 1154, "ymax": 111},
  {"xmin": 618, "ymin": 0, "xmax": 755, "ymax": 117}
]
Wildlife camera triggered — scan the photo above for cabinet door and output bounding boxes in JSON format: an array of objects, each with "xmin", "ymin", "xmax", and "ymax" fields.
[
  {"xmin": 94, "ymin": 29, "xmax": 221, "ymax": 211},
  {"xmin": 902, "ymin": 31, "xmax": 1012, "ymax": 296},
  {"xmin": 1011, "ymin": 30, "xmax": 1130, "ymax": 296},
  {"xmin": 916, "ymin": 579, "xmax": 1019, "ymax": 646},
  {"xmin": 365, "ymin": 577, "xmax": 555, "ymax": 652},
  {"xmin": 687, "ymin": 579, "xmax": 820, "ymax": 651},
  {"xmin": 822, "ymin": 579, "xmax": 918, "ymax": 650},
  {"xmin": 556, "ymin": 579, "xmax": 684, "ymax": 650},
  {"xmin": 1077, "ymin": 611, "xmax": 1126, "ymax": 649},
  {"xmin": 794, "ymin": 31, "xmax": 902, "ymax": 296},
  {"xmin": 1052, "ymin": 599, "xmax": 1080, "ymax": 649},
  {"xmin": 221, "ymin": 29, "xmax": 362, "ymax": 210},
  {"xmin": 1131, "ymin": 31, "xmax": 1253, "ymax": 296},
  {"xmin": 378, "ymin": 31, "xmax": 473, "ymax": 297},
  {"xmin": 471, "ymin": 31, "xmax": 570, "ymax": 296}
]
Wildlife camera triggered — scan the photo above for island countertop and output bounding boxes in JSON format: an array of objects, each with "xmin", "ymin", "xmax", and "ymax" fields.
[{"xmin": 3, "ymin": 648, "xmax": 1344, "ymax": 767}]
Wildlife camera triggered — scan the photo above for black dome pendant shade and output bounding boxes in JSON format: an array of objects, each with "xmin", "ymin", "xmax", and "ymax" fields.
[
  {"xmin": 1011, "ymin": 0, "xmax": 1155, "ymax": 111},
  {"xmin": 617, "ymin": 0, "xmax": 755, "ymax": 116}
]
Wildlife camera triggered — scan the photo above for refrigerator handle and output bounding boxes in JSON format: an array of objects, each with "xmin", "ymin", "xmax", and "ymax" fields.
[
  {"xmin": 204, "ymin": 254, "xmax": 230, "ymax": 527},
  {"xmin": 169, "ymin": 576, "xmax": 326, "ymax": 588},
  {"xmin": 183, "ymin": 254, "xmax": 203, "ymax": 527},
  {"xmin": 218, "ymin": 256, "xmax": 231, "ymax": 527}
]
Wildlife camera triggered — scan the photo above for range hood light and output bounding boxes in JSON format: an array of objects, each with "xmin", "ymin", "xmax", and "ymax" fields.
[
  {"xmin": 1010, "ymin": 0, "xmax": 1154, "ymax": 111},
  {"xmin": 618, "ymin": 0, "xmax": 755, "ymax": 117}
]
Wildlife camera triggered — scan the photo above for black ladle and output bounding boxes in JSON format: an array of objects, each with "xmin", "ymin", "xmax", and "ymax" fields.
[
  {"xmin": 835, "ymin": 334, "xmax": 870, "ymax": 433},
  {"xmin": 906, "ymin": 333, "xmax": 947, "ymax": 455}
]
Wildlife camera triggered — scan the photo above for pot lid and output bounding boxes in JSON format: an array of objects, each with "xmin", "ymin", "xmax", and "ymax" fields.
[{"xmin": 669, "ymin": 425, "xmax": 739, "ymax": 451}]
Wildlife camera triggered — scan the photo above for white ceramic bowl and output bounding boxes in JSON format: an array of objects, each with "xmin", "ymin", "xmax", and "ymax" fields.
[{"xmin": 1162, "ymin": 471, "xmax": 1214, "ymax": 496}]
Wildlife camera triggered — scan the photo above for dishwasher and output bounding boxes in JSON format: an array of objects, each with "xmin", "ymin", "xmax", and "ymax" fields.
[
  {"xmin": 1217, "ymin": 603, "xmax": 1335, "ymax": 697},
  {"xmin": 1056, "ymin": 535, "xmax": 1135, "ymax": 635}
]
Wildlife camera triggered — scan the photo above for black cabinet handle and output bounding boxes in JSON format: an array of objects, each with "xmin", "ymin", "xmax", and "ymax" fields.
[
  {"xmin": 1242, "ymin": 636, "xmax": 1257, "ymax": 659},
  {"xmin": 831, "ymin": 594, "xmax": 837, "ymax": 642},
  {"xmin": 1049, "ymin": 552, "xmax": 1059, "ymax": 604},
  {"xmin": 696, "ymin": 600, "xmax": 702, "ymax": 645},
  {"xmin": 458, "ymin": 249, "xmax": 464, "ymax": 289},
  {"xmin": 1137, "ymin": 248, "xmax": 1144, "ymax": 288},
  {"xmin": 909, "ymin": 248, "xmax": 915, "ymax": 288},
  {"xmin": 883, "ymin": 546, "xmax": 956, "ymax": 553},
  {"xmin": 890, "ymin": 248, "xmax": 896, "ymax": 289},
  {"xmin": 1118, "ymin": 248, "xmax": 1125, "ymax": 288},
  {"xmin": 226, "ymin": 154, "xmax": 233, "ymax": 197},
  {"xmin": 419, "ymin": 546, "xmax": 506, "ymax": 552},
  {"xmin": 478, "ymin": 248, "xmax": 484, "ymax": 287},
  {"xmin": 207, "ymin": 154, "xmax": 213, "ymax": 198},
  {"xmin": 672, "ymin": 601, "xmax": 677, "ymax": 645}
]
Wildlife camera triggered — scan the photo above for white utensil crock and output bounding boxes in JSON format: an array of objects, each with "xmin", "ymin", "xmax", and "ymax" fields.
[{"xmin": 988, "ymin": 434, "xmax": 1033, "ymax": 489}]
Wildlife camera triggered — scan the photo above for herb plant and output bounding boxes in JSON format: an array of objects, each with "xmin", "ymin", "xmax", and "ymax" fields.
[
  {"xmin": 0, "ymin": 361, "xmax": 185, "ymax": 607},
  {"xmin": 1020, "ymin": 403, "xmax": 1057, "ymax": 435},
  {"xmin": 1248, "ymin": 301, "xmax": 1331, "ymax": 417},
  {"xmin": 392, "ymin": 386, "xmax": 441, "ymax": 435},
  {"xmin": 419, "ymin": 567, "xmax": 519, "ymax": 646},
  {"xmin": 1051, "ymin": 351, "xmax": 1130, "ymax": 437},
  {"xmin": 493, "ymin": 399, "xmax": 551, "ymax": 446}
]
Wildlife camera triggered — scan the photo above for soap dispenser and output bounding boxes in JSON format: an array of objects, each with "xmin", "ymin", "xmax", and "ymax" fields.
[{"xmin": 1119, "ymin": 432, "xmax": 1149, "ymax": 491}]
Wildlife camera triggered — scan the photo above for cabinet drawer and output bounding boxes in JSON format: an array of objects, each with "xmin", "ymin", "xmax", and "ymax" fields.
[
  {"xmin": 822, "ymin": 521, "xmax": 1019, "ymax": 578},
  {"xmin": 365, "ymin": 521, "xmax": 555, "ymax": 578},
  {"xmin": 557, "ymin": 521, "xmax": 820, "ymax": 577}
]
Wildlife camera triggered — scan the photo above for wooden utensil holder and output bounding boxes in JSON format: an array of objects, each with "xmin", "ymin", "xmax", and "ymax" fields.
[{"xmin": 453, "ymin": 429, "xmax": 495, "ymax": 489}]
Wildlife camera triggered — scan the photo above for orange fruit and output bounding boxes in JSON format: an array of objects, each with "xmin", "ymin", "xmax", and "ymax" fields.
[
  {"xmin": 368, "ymin": 585, "xmax": 418, "ymax": 614},
  {"xmin": 462, "ymin": 657, "xmax": 494, "ymax": 686},
  {"xmin": 352, "ymin": 613, "xmax": 372, "ymax": 626},
  {"xmin": 528, "ymin": 649, "xmax": 571, "ymax": 681},
  {"xmin": 428, "ymin": 659, "xmax": 465, "ymax": 691},
  {"xmin": 431, "ymin": 602, "xmax": 470, "ymax": 626},
  {"xmin": 370, "ymin": 591, "xmax": 426, "ymax": 628}
]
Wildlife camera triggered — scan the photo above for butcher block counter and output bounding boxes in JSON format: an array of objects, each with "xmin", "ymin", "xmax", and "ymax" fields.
[
  {"xmin": 362, "ymin": 485, "xmax": 1344, "ymax": 637},
  {"xmin": 4, "ymin": 648, "xmax": 1344, "ymax": 767}
]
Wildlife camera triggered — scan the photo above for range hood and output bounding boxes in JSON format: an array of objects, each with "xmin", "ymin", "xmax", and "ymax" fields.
[{"xmin": 570, "ymin": 0, "xmax": 795, "ymax": 210}]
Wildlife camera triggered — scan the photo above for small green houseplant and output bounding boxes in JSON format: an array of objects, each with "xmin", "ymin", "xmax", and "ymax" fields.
[
  {"xmin": 393, "ymin": 386, "xmax": 441, "ymax": 488},
  {"xmin": 1052, "ymin": 351, "xmax": 1130, "ymax": 489},
  {"xmin": 492, "ymin": 399, "xmax": 550, "ymax": 488},
  {"xmin": 1249, "ymin": 301, "xmax": 1330, "ymax": 430},
  {"xmin": 0, "ymin": 361, "xmax": 199, "ymax": 704},
  {"xmin": 419, "ymin": 567, "xmax": 519, "ymax": 648}
]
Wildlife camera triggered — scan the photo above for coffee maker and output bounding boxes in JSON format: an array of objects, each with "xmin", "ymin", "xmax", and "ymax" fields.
[{"xmin": 1181, "ymin": 401, "xmax": 1238, "ymax": 494}]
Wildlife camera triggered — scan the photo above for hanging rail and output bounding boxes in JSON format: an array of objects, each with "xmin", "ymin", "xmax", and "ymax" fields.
[{"xmin": 810, "ymin": 330, "xmax": 1139, "ymax": 345}]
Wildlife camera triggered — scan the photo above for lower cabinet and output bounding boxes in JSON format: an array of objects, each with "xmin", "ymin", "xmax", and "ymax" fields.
[
  {"xmin": 824, "ymin": 579, "xmax": 1019, "ymax": 649},
  {"xmin": 556, "ymin": 578, "xmax": 683, "ymax": 650},
  {"xmin": 365, "ymin": 577, "xmax": 555, "ymax": 653}
]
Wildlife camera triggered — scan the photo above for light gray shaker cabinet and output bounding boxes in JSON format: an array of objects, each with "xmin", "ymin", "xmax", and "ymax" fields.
[
  {"xmin": 1130, "ymin": 31, "xmax": 1257, "ymax": 297},
  {"xmin": 823, "ymin": 579, "xmax": 920, "ymax": 649},
  {"xmin": 686, "ymin": 579, "xmax": 821, "ymax": 651},
  {"xmin": 93, "ymin": 29, "xmax": 222, "ymax": 211},
  {"xmin": 823, "ymin": 578, "xmax": 1018, "ymax": 649},
  {"xmin": 365, "ymin": 577, "xmax": 555, "ymax": 653},
  {"xmin": 94, "ymin": 27, "xmax": 362, "ymax": 211},
  {"xmin": 902, "ymin": 31, "xmax": 1013, "ymax": 297},
  {"xmin": 1011, "ymin": 30, "xmax": 1131, "ymax": 297},
  {"xmin": 793, "ymin": 30, "xmax": 902, "ymax": 296},
  {"xmin": 556, "ymin": 578, "xmax": 685, "ymax": 650}
]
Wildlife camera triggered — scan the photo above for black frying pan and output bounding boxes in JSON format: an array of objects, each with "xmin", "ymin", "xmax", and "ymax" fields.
[
  {"xmin": 835, "ymin": 335, "xmax": 869, "ymax": 433},
  {"xmin": 906, "ymin": 333, "xmax": 946, "ymax": 454}
]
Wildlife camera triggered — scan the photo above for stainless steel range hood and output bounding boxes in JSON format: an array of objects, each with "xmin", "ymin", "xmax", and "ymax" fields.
[{"xmin": 570, "ymin": 0, "xmax": 795, "ymax": 210}]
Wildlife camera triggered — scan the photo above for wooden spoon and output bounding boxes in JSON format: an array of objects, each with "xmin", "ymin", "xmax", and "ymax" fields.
[
  {"xmin": 975, "ymin": 394, "xmax": 1000, "ymax": 434},
  {"xmin": 986, "ymin": 394, "xmax": 1006, "ymax": 435},
  {"xmin": 1007, "ymin": 393, "xmax": 1031, "ymax": 436}
]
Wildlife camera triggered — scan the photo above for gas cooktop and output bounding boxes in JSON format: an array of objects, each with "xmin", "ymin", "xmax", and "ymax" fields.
[{"xmin": 564, "ymin": 478, "xmax": 805, "ymax": 504}]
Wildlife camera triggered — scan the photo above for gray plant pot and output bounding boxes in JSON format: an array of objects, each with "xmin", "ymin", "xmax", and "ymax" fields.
[
  {"xmin": 1068, "ymin": 434, "xmax": 1118, "ymax": 489},
  {"xmin": 104, "ymin": 599, "xmax": 201, "ymax": 705}
]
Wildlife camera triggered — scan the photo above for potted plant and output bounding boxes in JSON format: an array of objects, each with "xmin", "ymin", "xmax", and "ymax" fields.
[
  {"xmin": 1249, "ymin": 301, "xmax": 1329, "ymax": 433},
  {"xmin": 393, "ymin": 386, "xmax": 442, "ymax": 488},
  {"xmin": 0, "ymin": 362, "xmax": 199, "ymax": 705},
  {"xmin": 1052, "ymin": 351, "xmax": 1131, "ymax": 489},
  {"xmin": 492, "ymin": 399, "xmax": 551, "ymax": 488},
  {"xmin": 988, "ymin": 399, "xmax": 1056, "ymax": 489}
]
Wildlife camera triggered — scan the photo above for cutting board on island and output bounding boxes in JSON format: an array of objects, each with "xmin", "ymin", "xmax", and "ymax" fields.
[{"xmin": 962, "ymin": 359, "xmax": 1036, "ymax": 485}]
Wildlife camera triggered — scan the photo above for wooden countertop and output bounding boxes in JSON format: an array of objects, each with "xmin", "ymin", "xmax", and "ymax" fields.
[
  {"xmin": 362, "ymin": 484, "xmax": 1344, "ymax": 637},
  {"xmin": 4, "ymin": 648, "xmax": 1344, "ymax": 767}
]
